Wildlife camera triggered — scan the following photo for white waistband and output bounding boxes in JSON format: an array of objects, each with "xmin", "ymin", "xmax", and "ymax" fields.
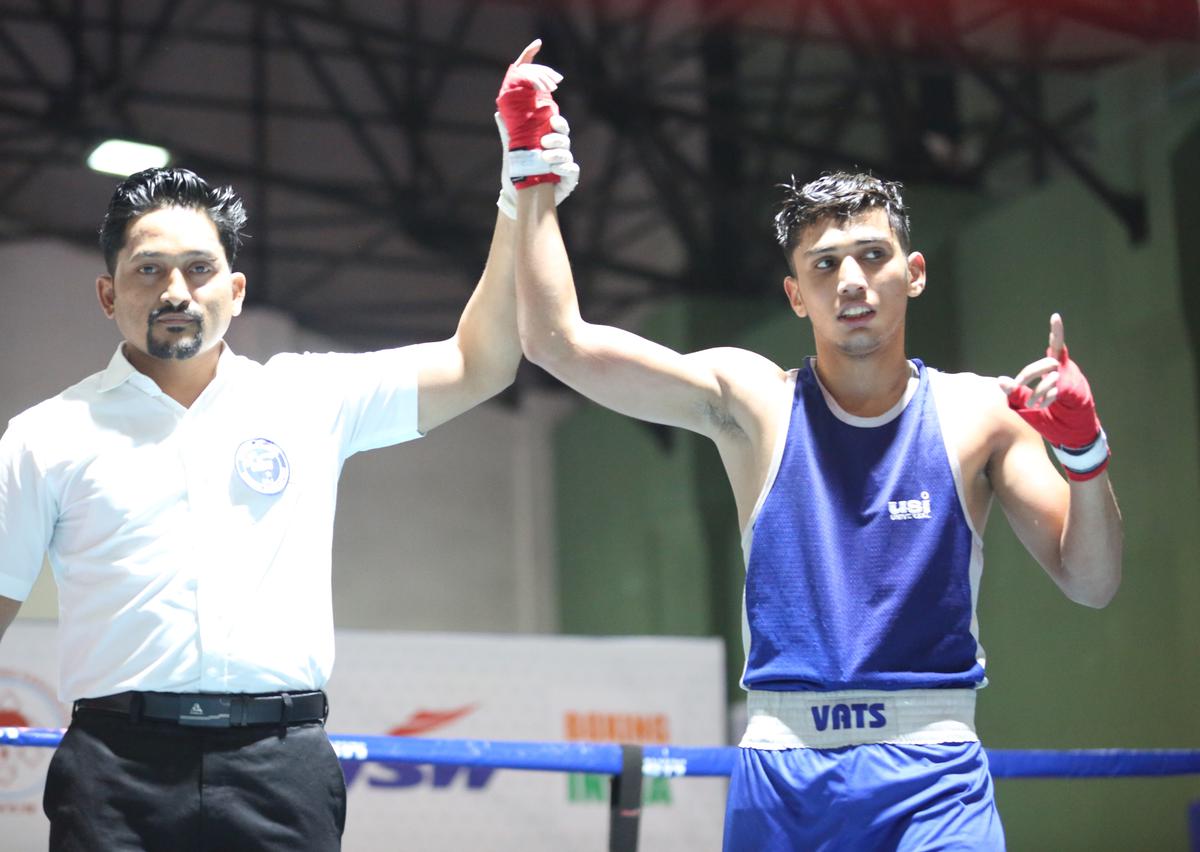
[{"xmin": 740, "ymin": 689, "xmax": 978, "ymax": 750}]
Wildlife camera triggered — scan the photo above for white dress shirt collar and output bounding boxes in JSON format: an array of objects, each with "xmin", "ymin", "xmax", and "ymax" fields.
[{"xmin": 98, "ymin": 342, "xmax": 239, "ymax": 397}]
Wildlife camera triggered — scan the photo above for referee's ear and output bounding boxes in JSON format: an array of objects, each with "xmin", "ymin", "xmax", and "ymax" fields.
[
  {"xmin": 97, "ymin": 274, "xmax": 116, "ymax": 319},
  {"xmin": 230, "ymin": 271, "xmax": 247, "ymax": 317}
]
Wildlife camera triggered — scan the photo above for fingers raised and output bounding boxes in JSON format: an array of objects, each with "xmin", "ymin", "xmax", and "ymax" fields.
[
  {"xmin": 514, "ymin": 39, "xmax": 542, "ymax": 67},
  {"xmin": 1049, "ymin": 312, "xmax": 1065, "ymax": 360}
]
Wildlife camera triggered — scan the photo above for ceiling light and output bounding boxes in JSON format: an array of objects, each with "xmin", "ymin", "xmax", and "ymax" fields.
[{"xmin": 86, "ymin": 139, "xmax": 171, "ymax": 176}]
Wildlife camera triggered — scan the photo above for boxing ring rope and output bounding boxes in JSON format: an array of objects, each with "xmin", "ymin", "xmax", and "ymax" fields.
[{"xmin": 4, "ymin": 728, "xmax": 1199, "ymax": 850}]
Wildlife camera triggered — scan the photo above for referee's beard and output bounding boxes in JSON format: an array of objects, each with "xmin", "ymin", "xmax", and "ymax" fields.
[{"xmin": 146, "ymin": 311, "xmax": 205, "ymax": 361}]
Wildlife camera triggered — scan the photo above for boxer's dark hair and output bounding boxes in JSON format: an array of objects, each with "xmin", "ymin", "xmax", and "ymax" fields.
[{"xmin": 773, "ymin": 172, "xmax": 910, "ymax": 272}]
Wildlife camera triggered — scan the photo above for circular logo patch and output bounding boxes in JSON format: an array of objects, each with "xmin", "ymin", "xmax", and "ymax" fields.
[{"xmin": 234, "ymin": 438, "xmax": 291, "ymax": 495}]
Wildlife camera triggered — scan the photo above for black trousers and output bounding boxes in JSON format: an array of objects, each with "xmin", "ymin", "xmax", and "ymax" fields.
[{"xmin": 43, "ymin": 712, "xmax": 347, "ymax": 852}]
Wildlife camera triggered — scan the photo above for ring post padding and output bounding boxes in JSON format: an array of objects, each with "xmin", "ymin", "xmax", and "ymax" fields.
[{"xmin": 609, "ymin": 744, "xmax": 644, "ymax": 852}]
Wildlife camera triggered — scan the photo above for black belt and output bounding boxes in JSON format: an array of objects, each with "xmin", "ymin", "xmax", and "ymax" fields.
[{"xmin": 73, "ymin": 690, "xmax": 328, "ymax": 728}]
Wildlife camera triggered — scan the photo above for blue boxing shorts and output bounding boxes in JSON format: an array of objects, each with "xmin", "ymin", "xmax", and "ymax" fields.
[{"xmin": 723, "ymin": 741, "xmax": 1005, "ymax": 851}]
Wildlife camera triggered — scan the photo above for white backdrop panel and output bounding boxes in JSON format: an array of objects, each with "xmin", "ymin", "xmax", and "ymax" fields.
[{"xmin": 0, "ymin": 623, "xmax": 727, "ymax": 852}]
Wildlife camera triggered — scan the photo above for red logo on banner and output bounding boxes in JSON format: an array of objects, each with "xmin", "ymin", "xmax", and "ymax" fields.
[{"xmin": 387, "ymin": 705, "xmax": 477, "ymax": 737}]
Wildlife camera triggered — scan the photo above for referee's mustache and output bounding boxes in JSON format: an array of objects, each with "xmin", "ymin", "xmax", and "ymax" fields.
[{"xmin": 148, "ymin": 305, "xmax": 203, "ymax": 324}]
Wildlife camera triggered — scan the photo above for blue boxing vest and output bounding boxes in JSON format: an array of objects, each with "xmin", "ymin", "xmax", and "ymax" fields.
[{"xmin": 740, "ymin": 359, "xmax": 986, "ymax": 693}]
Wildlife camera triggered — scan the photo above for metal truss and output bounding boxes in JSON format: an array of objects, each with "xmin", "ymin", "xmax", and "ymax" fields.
[{"xmin": 0, "ymin": 0, "xmax": 1192, "ymax": 347}]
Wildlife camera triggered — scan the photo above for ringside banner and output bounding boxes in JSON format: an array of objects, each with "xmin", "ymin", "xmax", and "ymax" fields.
[
  {"xmin": 329, "ymin": 631, "xmax": 726, "ymax": 851},
  {"xmin": 0, "ymin": 623, "xmax": 726, "ymax": 851}
]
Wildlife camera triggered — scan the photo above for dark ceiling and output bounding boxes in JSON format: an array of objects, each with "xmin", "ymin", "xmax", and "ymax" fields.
[{"xmin": 1, "ymin": 0, "xmax": 1196, "ymax": 352}]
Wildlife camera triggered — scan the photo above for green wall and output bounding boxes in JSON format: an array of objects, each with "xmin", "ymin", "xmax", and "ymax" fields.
[
  {"xmin": 554, "ymin": 51, "xmax": 1200, "ymax": 849},
  {"xmin": 948, "ymin": 51, "xmax": 1200, "ymax": 851}
]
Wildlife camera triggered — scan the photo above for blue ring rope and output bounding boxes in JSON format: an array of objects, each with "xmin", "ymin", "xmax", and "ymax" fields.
[{"xmin": 2, "ymin": 728, "xmax": 1197, "ymax": 779}]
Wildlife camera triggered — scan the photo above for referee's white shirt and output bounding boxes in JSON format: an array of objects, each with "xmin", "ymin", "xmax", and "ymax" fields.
[{"xmin": 0, "ymin": 343, "xmax": 422, "ymax": 701}]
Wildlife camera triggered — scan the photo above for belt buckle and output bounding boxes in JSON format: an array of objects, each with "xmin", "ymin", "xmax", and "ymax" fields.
[{"xmin": 177, "ymin": 694, "xmax": 233, "ymax": 727}]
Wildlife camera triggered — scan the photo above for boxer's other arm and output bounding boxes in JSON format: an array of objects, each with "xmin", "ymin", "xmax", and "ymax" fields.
[
  {"xmin": 0, "ymin": 595, "xmax": 20, "ymax": 642},
  {"xmin": 991, "ymin": 314, "xmax": 1123, "ymax": 607},
  {"xmin": 990, "ymin": 416, "xmax": 1122, "ymax": 607},
  {"xmin": 516, "ymin": 184, "xmax": 779, "ymax": 438}
]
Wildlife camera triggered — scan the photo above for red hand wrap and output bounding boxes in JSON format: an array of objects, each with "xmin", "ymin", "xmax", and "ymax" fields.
[
  {"xmin": 496, "ymin": 65, "xmax": 560, "ymax": 189},
  {"xmin": 1007, "ymin": 344, "xmax": 1109, "ymax": 480}
]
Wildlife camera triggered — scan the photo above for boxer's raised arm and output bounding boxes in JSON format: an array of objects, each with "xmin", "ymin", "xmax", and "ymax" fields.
[{"xmin": 515, "ymin": 185, "xmax": 781, "ymax": 438}]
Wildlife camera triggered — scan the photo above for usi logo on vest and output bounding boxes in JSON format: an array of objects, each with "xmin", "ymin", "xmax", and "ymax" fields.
[{"xmin": 888, "ymin": 491, "xmax": 931, "ymax": 521}]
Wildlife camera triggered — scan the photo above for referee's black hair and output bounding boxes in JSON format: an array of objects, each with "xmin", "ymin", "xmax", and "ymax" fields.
[
  {"xmin": 773, "ymin": 172, "xmax": 910, "ymax": 273},
  {"xmin": 99, "ymin": 168, "xmax": 247, "ymax": 274}
]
